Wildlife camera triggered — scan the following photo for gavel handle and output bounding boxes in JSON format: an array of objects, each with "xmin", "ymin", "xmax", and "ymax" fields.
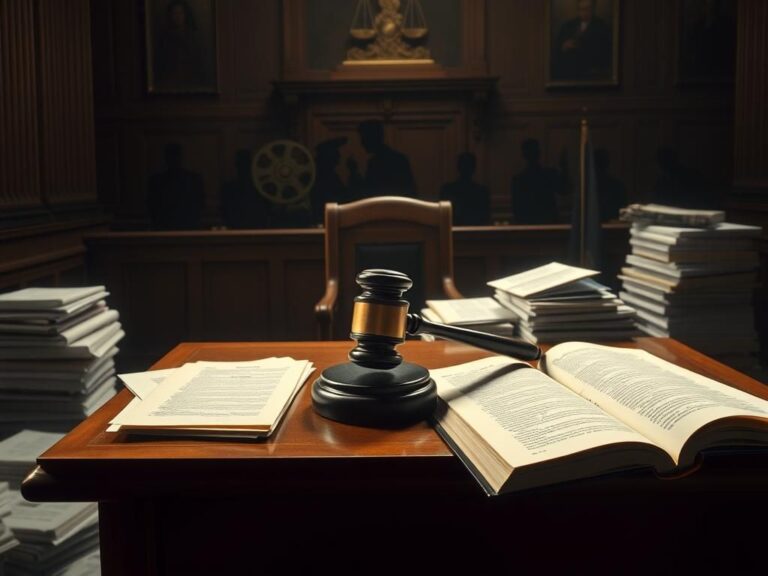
[{"xmin": 406, "ymin": 313, "xmax": 542, "ymax": 361}]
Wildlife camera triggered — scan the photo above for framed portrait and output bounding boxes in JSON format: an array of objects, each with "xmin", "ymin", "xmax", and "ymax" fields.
[
  {"xmin": 677, "ymin": 0, "xmax": 736, "ymax": 84},
  {"xmin": 144, "ymin": 0, "xmax": 218, "ymax": 94},
  {"xmin": 547, "ymin": 0, "xmax": 620, "ymax": 88}
]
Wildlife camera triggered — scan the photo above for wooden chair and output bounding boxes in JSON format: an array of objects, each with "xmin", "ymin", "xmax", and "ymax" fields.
[{"xmin": 315, "ymin": 196, "xmax": 463, "ymax": 340}]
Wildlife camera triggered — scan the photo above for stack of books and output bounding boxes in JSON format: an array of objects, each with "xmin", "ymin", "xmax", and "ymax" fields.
[
  {"xmin": 421, "ymin": 297, "xmax": 517, "ymax": 337},
  {"xmin": 0, "ymin": 287, "xmax": 124, "ymax": 432},
  {"xmin": 619, "ymin": 220, "xmax": 762, "ymax": 370},
  {"xmin": 489, "ymin": 262, "xmax": 638, "ymax": 344},
  {"xmin": 3, "ymin": 500, "xmax": 99, "ymax": 575}
]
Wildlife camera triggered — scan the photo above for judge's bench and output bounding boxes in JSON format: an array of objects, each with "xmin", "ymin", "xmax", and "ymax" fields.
[{"xmin": 21, "ymin": 338, "xmax": 768, "ymax": 575}]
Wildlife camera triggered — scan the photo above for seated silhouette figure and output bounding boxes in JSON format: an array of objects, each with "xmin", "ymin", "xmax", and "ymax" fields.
[
  {"xmin": 312, "ymin": 137, "xmax": 353, "ymax": 224},
  {"xmin": 220, "ymin": 149, "xmax": 270, "ymax": 229},
  {"xmin": 347, "ymin": 120, "xmax": 416, "ymax": 199},
  {"xmin": 510, "ymin": 139, "xmax": 562, "ymax": 224},
  {"xmin": 593, "ymin": 148, "xmax": 627, "ymax": 221},
  {"xmin": 148, "ymin": 143, "xmax": 205, "ymax": 230},
  {"xmin": 439, "ymin": 152, "xmax": 490, "ymax": 225}
]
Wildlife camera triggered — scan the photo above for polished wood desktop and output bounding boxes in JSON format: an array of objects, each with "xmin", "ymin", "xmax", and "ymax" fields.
[{"xmin": 22, "ymin": 339, "xmax": 768, "ymax": 574}]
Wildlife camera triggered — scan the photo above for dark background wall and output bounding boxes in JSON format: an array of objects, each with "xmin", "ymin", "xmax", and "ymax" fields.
[
  {"xmin": 1, "ymin": 0, "xmax": 766, "ymax": 370},
  {"xmin": 89, "ymin": 0, "xmax": 734, "ymax": 228}
]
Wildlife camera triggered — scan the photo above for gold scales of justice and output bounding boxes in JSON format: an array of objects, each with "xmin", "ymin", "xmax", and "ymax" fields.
[{"xmin": 345, "ymin": 0, "xmax": 434, "ymax": 65}]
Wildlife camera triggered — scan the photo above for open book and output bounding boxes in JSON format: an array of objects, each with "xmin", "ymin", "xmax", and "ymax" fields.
[{"xmin": 432, "ymin": 342, "xmax": 768, "ymax": 495}]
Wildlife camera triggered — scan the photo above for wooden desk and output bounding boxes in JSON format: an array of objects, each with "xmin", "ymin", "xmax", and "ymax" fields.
[{"xmin": 22, "ymin": 339, "xmax": 768, "ymax": 575}]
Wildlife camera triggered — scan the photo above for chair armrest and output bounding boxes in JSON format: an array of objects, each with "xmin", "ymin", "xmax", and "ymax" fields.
[
  {"xmin": 315, "ymin": 279, "xmax": 339, "ymax": 339},
  {"xmin": 442, "ymin": 276, "xmax": 463, "ymax": 299}
]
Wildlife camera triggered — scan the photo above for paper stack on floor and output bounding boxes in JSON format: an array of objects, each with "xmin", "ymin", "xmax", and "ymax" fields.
[
  {"xmin": 619, "ymin": 220, "xmax": 762, "ymax": 371},
  {"xmin": 0, "ymin": 430, "xmax": 99, "ymax": 575},
  {"xmin": 0, "ymin": 482, "xmax": 20, "ymax": 564},
  {"xmin": 0, "ymin": 287, "xmax": 124, "ymax": 432},
  {"xmin": 0, "ymin": 431, "xmax": 64, "ymax": 490},
  {"xmin": 490, "ymin": 262, "xmax": 639, "ymax": 344},
  {"xmin": 421, "ymin": 297, "xmax": 517, "ymax": 337},
  {"xmin": 3, "ymin": 500, "xmax": 99, "ymax": 576},
  {"xmin": 110, "ymin": 357, "xmax": 314, "ymax": 439}
]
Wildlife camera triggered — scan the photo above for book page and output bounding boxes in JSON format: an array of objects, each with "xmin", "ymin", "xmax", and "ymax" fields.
[
  {"xmin": 0, "ymin": 286, "xmax": 105, "ymax": 309},
  {"xmin": 111, "ymin": 359, "xmax": 309, "ymax": 429},
  {"xmin": 487, "ymin": 262, "xmax": 599, "ymax": 298},
  {"xmin": 432, "ymin": 356, "xmax": 656, "ymax": 469},
  {"xmin": 543, "ymin": 342, "xmax": 768, "ymax": 464},
  {"xmin": 426, "ymin": 297, "xmax": 517, "ymax": 325}
]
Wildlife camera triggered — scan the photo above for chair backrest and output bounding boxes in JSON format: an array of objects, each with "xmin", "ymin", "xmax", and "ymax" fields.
[{"xmin": 319, "ymin": 196, "xmax": 458, "ymax": 340}]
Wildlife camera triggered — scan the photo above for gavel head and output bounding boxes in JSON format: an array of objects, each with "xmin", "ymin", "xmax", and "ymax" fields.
[{"xmin": 348, "ymin": 269, "xmax": 412, "ymax": 369}]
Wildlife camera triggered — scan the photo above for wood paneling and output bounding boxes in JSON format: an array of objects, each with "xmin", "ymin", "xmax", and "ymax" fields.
[
  {"xmin": 93, "ymin": 0, "xmax": 736, "ymax": 227},
  {"xmin": 201, "ymin": 261, "xmax": 271, "ymax": 340},
  {"xmin": 485, "ymin": 0, "xmax": 734, "ymax": 220},
  {"xmin": 38, "ymin": 0, "xmax": 97, "ymax": 206},
  {"xmin": 85, "ymin": 226, "xmax": 630, "ymax": 370},
  {"xmin": 0, "ymin": 0, "xmax": 40, "ymax": 211},
  {"xmin": 0, "ymin": 220, "xmax": 107, "ymax": 291},
  {"xmin": 121, "ymin": 262, "xmax": 189, "ymax": 362},
  {"xmin": 728, "ymin": 0, "xmax": 768, "ymax": 367},
  {"xmin": 733, "ymin": 0, "xmax": 768, "ymax": 189},
  {"xmin": 92, "ymin": 0, "xmax": 284, "ymax": 224},
  {"xmin": 0, "ymin": 0, "xmax": 100, "ymax": 290}
]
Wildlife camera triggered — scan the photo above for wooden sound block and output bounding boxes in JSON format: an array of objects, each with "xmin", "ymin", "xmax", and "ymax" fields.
[{"xmin": 311, "ymin": 361, "xmax": 436, "ymax": 428}]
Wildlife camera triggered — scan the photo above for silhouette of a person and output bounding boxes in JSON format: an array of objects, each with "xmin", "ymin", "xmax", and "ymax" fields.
[
  {"xmin": 653, "ymin": 147, "xmax": 714, "ymax": 209},
  {"xmin": 511, "ymin": 139, "xmax": 562, "ymax": 224},
  {"xmin": 220, "ymin": 149, "xmax": 270, "ymax": 229},
  {"xmin": 148, "ymin": 143, "xmax": 205, "ymax": 229},
  {"xmin": 552, "ymin": 0, "xmax": 612, "ymax": 81},
  {"xmin": 154, "ymin": 0, "xmax": 208, "ymax": 89},
  {"xmin": 348, "ymin": 120, "xmax": 416, "ymax": 198},
  {"xmin": 593, "ymin": 149, "xmax": 627, "ymax": 221},
  {"xmin": 312, "ymin": 137, "xmax": 352, "ymax": 224},
  {"xmin": 439, "ymin": 153, "xmax": 490, "ymax": 225}
]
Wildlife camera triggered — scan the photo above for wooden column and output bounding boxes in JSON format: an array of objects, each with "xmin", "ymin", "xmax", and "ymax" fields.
[
  {"xmin": 733, "ymin": 0, "xmax": 768, "ymax": 194},
  {"xmin": 729, "ymin": 0, "xmax": 768, "ymax": 369},
  {"xmin": 0, "ymin": 0, "xmax": 103, "ymax": 290},
  {"xmin": 0, "ymin": 0, "xmax": 41, "ymax": 212}
]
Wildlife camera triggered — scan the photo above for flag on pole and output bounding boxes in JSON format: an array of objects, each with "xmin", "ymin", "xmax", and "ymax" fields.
[{"xmin": 569, "ymin": 118, "xmax": 602, "ymax": 270}]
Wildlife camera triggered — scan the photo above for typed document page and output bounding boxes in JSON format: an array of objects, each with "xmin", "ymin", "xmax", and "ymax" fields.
[
  {"xmin": 112, "ymin": 359, "xmax": 309, "ymax": 430},
  {"xmin": 432, "ymin": 356, "xmax": 653, "ymax": 468}
]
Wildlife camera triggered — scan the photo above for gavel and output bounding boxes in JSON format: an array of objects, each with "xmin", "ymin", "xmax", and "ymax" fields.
[{"xmin": 312, "ymin": 269, "xmax": 541, "ymax": 427}]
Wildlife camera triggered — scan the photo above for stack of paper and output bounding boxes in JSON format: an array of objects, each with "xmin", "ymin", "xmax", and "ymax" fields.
[
  {"xmin": 489, "ymin": 262, "xmax": 639, "ymax": 344},
  {"xmin": 3, "ymin": 500, "xmax": 99, "ymax": 576},
  {"xmin": 110, "ymin": 357, "xmax": 314, "ymax": 439},
  {"xmin": 0, "ymin": 482, "xmax": 20, "ymax": 561},
  {"xmin": 619, "ymin": 203, "xmax": 726, "ymax": 228},
  {"xmin": 0, "ymin": 431, "xmax": 64, "ymax": 490},
  {"xmin": 421, "ymin": 297, "xmax": 517, "ymax": 337},
  {"xmin": 0, "ymin": 430, "xmax": 98, "ymax": 574},
  {"xmin": 619, "ymin": 221, "xmax": 762, "ymax": 371},
  {"xmin": 0, "ymin": 287, "xmax": 124, "ymax": 432}
]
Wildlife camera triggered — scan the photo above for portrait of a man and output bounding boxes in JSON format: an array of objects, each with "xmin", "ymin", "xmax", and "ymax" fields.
[
  {"xmin": 145, "ymin": 0, "xmax": 218, "ymax": 93},
  {"xmin": 548, "ymin": 0, "xmax": 619, "ymax": 87}
]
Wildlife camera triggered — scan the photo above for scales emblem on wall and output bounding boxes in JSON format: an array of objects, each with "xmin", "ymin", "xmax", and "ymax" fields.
[{"xmin": 345, "ymin": 0, "xmax": 433, "ymax": 64}]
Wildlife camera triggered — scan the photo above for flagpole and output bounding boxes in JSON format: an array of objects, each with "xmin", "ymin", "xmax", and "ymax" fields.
[{"xmin": 579, "ymin": 118, "xmax": 589, "ymax": 267}]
